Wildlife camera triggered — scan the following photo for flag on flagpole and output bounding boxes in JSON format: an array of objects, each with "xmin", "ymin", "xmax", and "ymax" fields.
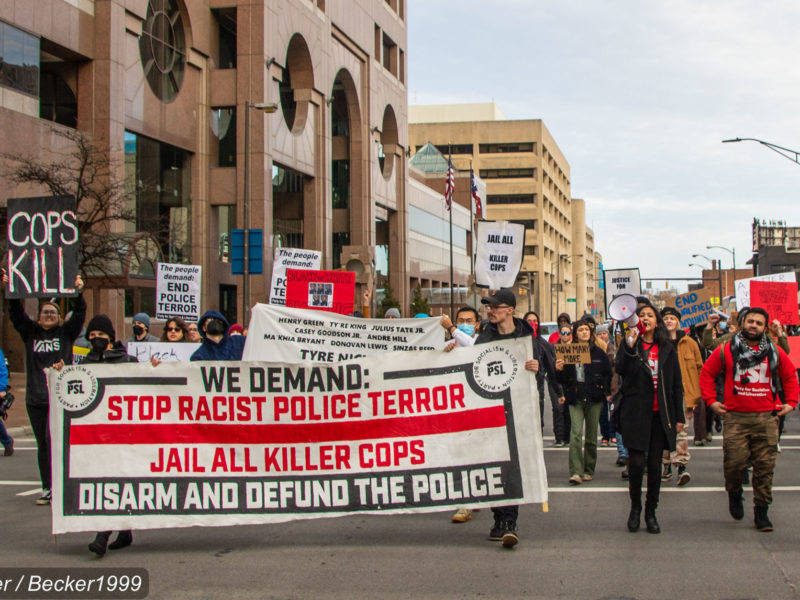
[
  {"xmin": 444, "ymin": 155, "xmax": 454, "ymax": 211},
  {"xmin": 470, "ymin": 170, "xmax": 483, "ymax": 219}
]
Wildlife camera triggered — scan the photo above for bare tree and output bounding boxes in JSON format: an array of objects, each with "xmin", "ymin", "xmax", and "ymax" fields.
[{"xmin": 2, "ymin": 127, "xmax": 163, "ymax": 285}]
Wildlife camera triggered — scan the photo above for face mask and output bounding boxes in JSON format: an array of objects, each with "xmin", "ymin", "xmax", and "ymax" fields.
[
  {"xmin": 90, "ymin": 337, "xmax": 109, "ymax": 353},
  {"xmin": 718, "ymin": 321, "xmax": 728, "ymax": 332},
  {"xmin": 206, "ymin": 319, "xmax": 226, "ymax": 335},
  {"xmin": 456, "ymin": 324, "xmax": 475, "ymax": 336},
  {"xmin": 132, "ymin": 325, "xmax": 145, "ymax": 337}
]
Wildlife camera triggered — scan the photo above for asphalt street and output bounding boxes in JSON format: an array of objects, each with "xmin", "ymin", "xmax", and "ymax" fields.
[{"xmin": 3, "ymin": 410, "xmax": 800, "ymax": 600}]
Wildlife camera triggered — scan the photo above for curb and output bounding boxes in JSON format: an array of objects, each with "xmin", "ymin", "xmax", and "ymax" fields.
[{"xmin": 6, "ymin": 425, "xmax": 33, "ymax": 438}]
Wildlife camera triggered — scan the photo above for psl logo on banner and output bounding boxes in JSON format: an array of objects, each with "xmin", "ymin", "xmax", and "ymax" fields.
[
  {"xmin": 474, "ymin": 221, "xmax": 526, "ymax": 289},
  {"xmin": 5, "ymin": 196, "xmax": 79, "ymax": 298}
]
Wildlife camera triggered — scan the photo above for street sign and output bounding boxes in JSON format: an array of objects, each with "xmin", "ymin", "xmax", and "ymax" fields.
[{"xmin": 567, "ymin": 298, "xmax": 576, "ymax": 303}]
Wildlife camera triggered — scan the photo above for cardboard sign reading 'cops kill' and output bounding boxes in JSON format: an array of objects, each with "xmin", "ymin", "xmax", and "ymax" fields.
[
  {"xmin": 474, "ymin": 221, "xmax": 526, "ymax": 289},
  {"xmin": 6, "ymin": 196, "xmax": 79, "ymax": 298}
]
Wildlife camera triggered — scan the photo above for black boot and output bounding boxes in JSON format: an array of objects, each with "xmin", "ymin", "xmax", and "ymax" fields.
[
  {"xmin": 728, "ymin": 490, "xmax": 744, "ymax": 520},
  {"xmin": 627, "ymin": 503, "xmax": 641, "ymax": 532},
  {"xmin": 88, "ymin": 531, "xmax": 111, "ymax": 556},
  {"xmin": 108, "ymin": 530, "xmax": 133, "ymax": 550},
  {"xmin": 754, "ymin": 504, "xmax": 773, "ymax": 532},
  {"xmin": 488, "ymin": 518, "xmax": 504, "ymax": 541},
  {"xmin": 644, "ymin": 505, "xmax": 660, "ymax": 534}
]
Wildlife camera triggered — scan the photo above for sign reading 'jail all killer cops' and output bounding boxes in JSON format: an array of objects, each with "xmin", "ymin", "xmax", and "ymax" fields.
[
  {"xmin": 46, "ymin": 338, "xmax": 547, "ymax": 533},
  {"xmin": 474, "ymin": 221, "xmax": 526, "ymax": 289},
  {"xmin": 5, "ymin": 196, "xmax": 79, "ymax": 298}
]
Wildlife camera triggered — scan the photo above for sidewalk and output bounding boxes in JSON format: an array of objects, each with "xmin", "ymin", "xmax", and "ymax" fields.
[{"xmin": 3, "ymin": 372, "xmax": 33, "ymax": 438}]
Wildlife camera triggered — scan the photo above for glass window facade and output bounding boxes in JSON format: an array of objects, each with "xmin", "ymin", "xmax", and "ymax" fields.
[
  {"xmin": 479, "ymin": 168, "xmax": 535, "ymax": 179},
  {"xmin": 0, "ymin": 21, "xmax": 39, "ymax": 96},
  {"xmin": 487, "ymin": 194, "xmax": 536, "ymax": 205},
  {"xmin": 479, "ymin": 142, "xmax": 535, "ymax": 154},
  {"xmin": 408, "ymin": 205, "xmax": 467, "ymax": 249},
  {"xmin": 124, "ymin": 130, "xmax": 192, "ymax": 264}
]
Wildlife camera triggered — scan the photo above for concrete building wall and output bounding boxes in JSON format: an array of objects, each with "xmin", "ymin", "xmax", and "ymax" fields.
[
  {"xmin": 409, "ymin": 106, "xmax": 602, "ymax": 320},
  {"xmin": 0, "ymin": 0, "xmax": 411, "ymax": 368}
]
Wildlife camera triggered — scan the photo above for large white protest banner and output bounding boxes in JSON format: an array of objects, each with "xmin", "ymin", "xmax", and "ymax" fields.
[
  {"xmin": 156, "ymin": 263, "xmax": 202, "ymax": 322},
  {"xmin": 269, "ymin": 248, "xmax": 322, "ymax": 306},
  {"xmin": 603, "ymin": 268, "xmax": 641, "ymax": 314},
  {"xmin": 734, "ymin": 272, "xmax": 795, "ymax": 310},
  {"xmin": 242, "ymin": 304, "xmax": 442, "ymax": 362},
  {"xmin": 474, "ymin": 221, "xmax": 526, "ymax": 289},
  {"xmin": 47, "ymin": 339, "xmax": 546, "ymax": 533},
  {"xmin": 127, "ymin": 342, "xmax": 202, "ymax": 363}
]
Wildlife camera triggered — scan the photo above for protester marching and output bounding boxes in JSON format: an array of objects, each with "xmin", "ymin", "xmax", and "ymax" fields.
[{"xmin": 2, "ymin": 205, "xmax": 799, "ymax": 561}]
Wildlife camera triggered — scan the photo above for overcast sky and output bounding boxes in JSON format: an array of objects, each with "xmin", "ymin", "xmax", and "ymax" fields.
[{"xmin": 408, "ymin": 1, "xmax": 800, "ymax": 292}]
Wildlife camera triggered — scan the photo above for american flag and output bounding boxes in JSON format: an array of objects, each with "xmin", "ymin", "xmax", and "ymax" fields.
[
  {"xmin": 444, "ymin": 155, "xmax": 454, "ymax": 211},
  {"xmin": 471, "ymin": 170, "xmax": 483, "ymax": 219}
]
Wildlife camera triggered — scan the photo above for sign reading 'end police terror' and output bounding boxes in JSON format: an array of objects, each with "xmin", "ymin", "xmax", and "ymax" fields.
[{"xmin": 6, "ymin": 196, "xmax": 79, "ymax": 299}]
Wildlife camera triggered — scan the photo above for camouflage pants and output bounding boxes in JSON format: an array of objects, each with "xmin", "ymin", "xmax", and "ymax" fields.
[{"xmin": 722, "ymin": 411, "xmax": 780, "ymax": 506}]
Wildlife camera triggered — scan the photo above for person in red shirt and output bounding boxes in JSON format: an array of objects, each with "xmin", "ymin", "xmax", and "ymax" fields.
[
  {"xmin": 700, "ymin": 307, "xmax": 799, "ymax": 532},
  {"xmin": 614, "ymin": 303, "xmax": 685, "ymax": 534}
]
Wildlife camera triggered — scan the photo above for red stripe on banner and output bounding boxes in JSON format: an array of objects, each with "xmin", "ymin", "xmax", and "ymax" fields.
[{"xmin": 69, "ymin": 406, "xmax": 507, "ymax": 445}]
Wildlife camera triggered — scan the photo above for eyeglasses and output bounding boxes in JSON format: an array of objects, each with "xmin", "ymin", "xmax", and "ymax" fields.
[
  {"xmin": 166, "ymin": 327, "xmax": 182, "ymax": 332},
  {"xmin": 40, "ymin": 310, "xmax": 59, "ymax": 316},
  {"xmin": 486, "ymin": 304, "xmax": 512, "ymax": 311}
]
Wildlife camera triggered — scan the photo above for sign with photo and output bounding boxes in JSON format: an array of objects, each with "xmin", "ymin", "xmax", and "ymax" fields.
[
  {"xmin": 269, "ymin": 248, "xmax": 322, "ymax": 306},
  {"xmin": 285, "ymin": 269, "xmax": 355, "ymax": 315},
  {"xmin": 474, "ymin": 221, "xmax": 526, "ymax": 289},
  {"xmin": 47, "ymin": 339, "xmax": 547, "ymax": 533},
  {"xmin": 603, "ymin": 268, "xmax": 641, "ymax": 314},
  {"xmin": 5, "ymin": 196, "xmax": 79, "ymax": 298},
  {"xmin": 155, "ymin": 263, "xmax": 202, "ymax": 323}
]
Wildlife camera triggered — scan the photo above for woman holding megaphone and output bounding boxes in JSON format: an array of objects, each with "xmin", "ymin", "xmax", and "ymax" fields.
[{"xmin": 614, "ymin": 302, "xmax": 685, "ymax": 534}]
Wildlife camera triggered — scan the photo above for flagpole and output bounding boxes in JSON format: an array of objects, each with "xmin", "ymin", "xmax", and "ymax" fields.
[
  {"xmin": 448, "ymin": 147, "xmax": 454, "ymax": 318},
  {"xmin": 469, "ymin": 162, "xmax": 474, "ymax": 278}
]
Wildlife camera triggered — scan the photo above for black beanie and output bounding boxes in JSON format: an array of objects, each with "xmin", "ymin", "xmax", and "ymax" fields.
[
  {"xmin": 661, "ymin": 306, "xmax": 681, "ymax": 320},
  {"xmin": 86, "ymin": 314, "xmax": 116, "ymax": 342}
]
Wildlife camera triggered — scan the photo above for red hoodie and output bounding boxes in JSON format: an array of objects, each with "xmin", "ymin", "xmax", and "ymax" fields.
[{"xmin": 700, "ymin": 341, "xmax": 799, "ymax": 412}]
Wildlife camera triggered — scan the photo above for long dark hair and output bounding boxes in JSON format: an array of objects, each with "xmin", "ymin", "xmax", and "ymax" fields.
[
  {"xmin": 572, "ymin": 319, "xmax": 596, "ymax": 346},
  {"xmin": 635, "ymin": 304, "xmax": 670, "ymax": 348},
  {"xmin": 161, "ymin": 317, "xmax": 189, "ymax": 342}
]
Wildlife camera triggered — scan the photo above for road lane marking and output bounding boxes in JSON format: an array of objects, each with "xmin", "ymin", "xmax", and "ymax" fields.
[
  {"xmin": 548, "ymin": 486, "xmax": 800, "ymax": 492},
  {"xmin": 0, "ymin": 481, "xmax": 42, "ymax": 486},
  {"xmin": 16, "ymin": 488, "xmax": 42, "ymax": 496}
]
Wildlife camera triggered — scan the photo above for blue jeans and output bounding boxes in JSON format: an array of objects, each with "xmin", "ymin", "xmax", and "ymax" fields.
[
  {"xmin": 616, "ymin": 431, "xmax": 629, "ymax": 459},
  {"xmin": 0, "ymin": 419, "xmax": 12, "ymax": 448}
]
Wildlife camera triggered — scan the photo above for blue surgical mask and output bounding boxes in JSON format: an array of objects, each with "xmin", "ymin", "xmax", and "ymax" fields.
[
  {"xmin": 456, "ymin": 323, "xmax": 475, "ymax": 336},
  {"xmin": 718, "ymin": 321, "xmax": 728, "ymax": 332}
]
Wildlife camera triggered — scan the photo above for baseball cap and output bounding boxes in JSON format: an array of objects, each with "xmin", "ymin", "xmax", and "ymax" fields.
[{"xmin": 481, "ymin": 288, "xmax": 517, "ymax": 308}]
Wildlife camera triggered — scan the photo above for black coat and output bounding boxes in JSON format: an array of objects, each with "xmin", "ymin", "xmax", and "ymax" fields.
[
  {"xmin": 85, "ymin": 341, "xmax": 139, "ymax": 364},
  {"xmin": 557, "ymin": 344, "xmax": 612, "ymax": 405},
  {"xmin": 9, "ymin": 295, "xmax": 86, "ymax": 406},
  {"xmin": 614, "ymin": 339, "xmax": 684, "ymax": 453}
]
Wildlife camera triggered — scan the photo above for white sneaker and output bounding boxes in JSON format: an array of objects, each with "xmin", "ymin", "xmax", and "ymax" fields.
[{"xmin": 36, "ymin": 489, "xmax": 51, "ymax": 505}]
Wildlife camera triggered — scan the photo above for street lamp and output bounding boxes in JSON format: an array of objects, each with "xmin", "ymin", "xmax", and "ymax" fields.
[
  {"xmin": 243, "ymin": 101, "xmax": 279, "ymax": 324},
  {"xmin": 690, "ymin": 256, "xmax": 722, "ymax": 303},
  {"xmin": 722, "ymin": 137, "xmax": 800, "ymax": 166},
  {"xmin": 707, "ymin": 245, "xmax": 736, "ymax": 297}
]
